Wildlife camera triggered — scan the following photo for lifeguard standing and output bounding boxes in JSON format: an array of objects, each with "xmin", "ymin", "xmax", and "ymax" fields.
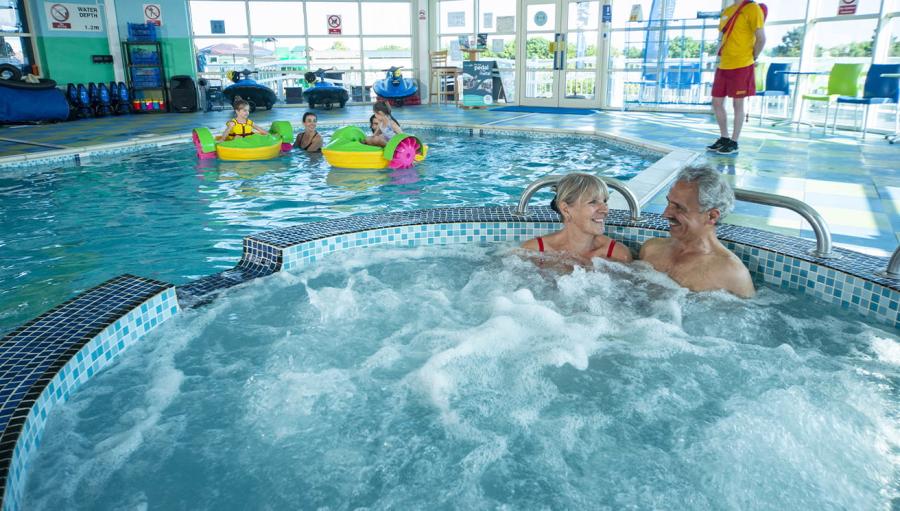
[{"xmin": 707, "ymin": 0, "xmax": 766, "ymax": 155}]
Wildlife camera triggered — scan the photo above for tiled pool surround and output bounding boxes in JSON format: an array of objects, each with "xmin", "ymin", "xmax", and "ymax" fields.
[{"xmin": 1, "ymin": 208, "xmax": 898, "ymax": 510}]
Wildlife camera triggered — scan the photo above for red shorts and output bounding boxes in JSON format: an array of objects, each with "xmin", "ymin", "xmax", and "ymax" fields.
[{"xmin": 712, "ymin": 65, "xmax": 756, "ymax": 98}]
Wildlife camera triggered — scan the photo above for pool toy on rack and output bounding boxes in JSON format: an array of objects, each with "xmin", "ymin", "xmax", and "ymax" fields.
[
  {"xmin": 322, "ymin": 126, "xmax": 427, "ymax": 169},
  {"xmin": 303, "ymin": 68, "xmax": 350, "ymax": 109},
  {"xmin": 192, "ymin": 121, "xmax": 294, "ymax": 161},
  {"xmin": 222, "ymin": 69, "xmax": 277, "ymax": 112},
  {"xmin": 373, "ymin": 66, "xmax": 420, "ymax": 106}
]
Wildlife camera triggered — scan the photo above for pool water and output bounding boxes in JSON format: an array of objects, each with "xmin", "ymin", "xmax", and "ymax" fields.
[
  {"xmin": 21, "ymin": 245, "xmax": 899, "ymax": 510},
  {"xmin": 0, "ymin": 128, "xmax": 655, "ymax": 335}
]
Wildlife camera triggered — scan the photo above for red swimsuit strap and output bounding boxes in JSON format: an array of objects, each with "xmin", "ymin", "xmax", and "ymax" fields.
[
  {"xmin": 537, "ymin": 237, "xmax": 544, "ymax": 252},
  {"xmin": 606, "ymin": 240, "xmax": 616, "ymax": 258}
]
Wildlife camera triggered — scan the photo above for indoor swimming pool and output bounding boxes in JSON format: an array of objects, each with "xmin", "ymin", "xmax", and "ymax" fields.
[
  {"xmin": 19, "ymin": 244, "xmax": 899, "ymax": 509},
  {"xmin": 0, "ymin": 127, "xmax": 657, "ymax": 335}
]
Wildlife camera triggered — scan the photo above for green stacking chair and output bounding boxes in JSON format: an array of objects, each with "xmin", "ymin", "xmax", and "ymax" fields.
[{"xmin": 798, "ymin": 63, "xmax": 864, "ymax": 132}]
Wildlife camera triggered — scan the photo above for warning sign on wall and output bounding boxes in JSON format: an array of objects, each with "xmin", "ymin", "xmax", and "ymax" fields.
[
  {"xmin": 144, "ymin": 4, "xmax": 163, "ymax": 26},
  {"xmin": 46, "ymin": 2, "xmax": 102, "ymax": 32},
  {"xmin": 837, "ymin": 0, "xmax": 858, "ymax": 15},
  {"xmin": 327, "ymin": 14, "xmax": 342, "ymax": 35}
]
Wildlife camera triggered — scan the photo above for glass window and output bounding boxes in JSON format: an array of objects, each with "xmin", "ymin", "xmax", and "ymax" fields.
[
  {"xmin": 763, "ymin": 24, "xmax": 805, "ymax": 59},
  {"xmin": 479, "ymin": 0, "xmax": 515, "ymax": 33},
  {"xmin": 526, "ymin": 4, "xmax": 556, "ymax": 32},
  {"xmin": 0, "ymin": 0, "xmax": 28, "ymax": 32},
  {"xmin": 308, "ymin": 36, "xmax": 361, "ymax": 68},
  {"xmin": 190, "ymin": 1, "xmax": 249, "ymax": 36},
  {"xmin": 812, "ymin": 18, "xmax": 877, "ymax": 70},
  {"xmin": 438, "ymin": 0, "xmax": 474, "ymax": 33},
  {"xmin": 249, "ymin": 2, "xmax": 304, "ymax": 35},
  {"xmin": 195, "ymin": 37, "xmax": 256, "ymax": 73},
  {"xmin": 890, "ymin": 18, "xmax": 900, "ymax": 61},
  {"xmin": 253, "ymin": 37, "xmax": 308, "ymax": 64},
  {"xmin": 568, "ymin": 1, "xmax": 599, "ymax": 31},
  {"xmin": 362, "ymin": 37, "xmax": 412, "ymax": 69},
  {"xmin": 612, "ymin": 0, "xmax": 652, "ymax": 29},
  {"xmin": 817, "ymin": 0, "xmax": 881, "ymax": 16},
  {"xmin": 670, "ymin": 0, "xmax": 722, "ymax": 21},
  {"xmin": 0, "ymin": 35, "xmax": 34, "ymax": 69},
  {"xmin": 759, "ymin": 0, "xmax": 808, "ymax": 22},
  {"xmin": 306, "ymin": 2, "xmax": 360, "ymax": 36},
  {"xmin": 361, "ymin": 3, "xmax": 410, "ymax": 35}
]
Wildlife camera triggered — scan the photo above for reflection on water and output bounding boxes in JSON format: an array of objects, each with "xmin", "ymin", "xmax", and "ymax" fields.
[{"xmin": 0, "ymin": 128, "xmax": 655, "ymax": 334}]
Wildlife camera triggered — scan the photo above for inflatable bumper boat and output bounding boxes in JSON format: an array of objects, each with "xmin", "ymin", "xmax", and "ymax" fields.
[
  {"xmin": 192, "ymin": 120, "xmax": 294, "ymax": 161},
  {"xmin": 322, "ymin": 126, "xmax": 427, "ymax": 169}
]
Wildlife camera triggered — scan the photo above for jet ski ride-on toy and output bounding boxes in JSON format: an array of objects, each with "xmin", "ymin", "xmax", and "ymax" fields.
[
  {"xmin": 303, "ymin": 68, "xmax": 349, "ymax": 110},
  {"xmin": 373, "ymin": 66, "xmax": 419, "ymax": 106},
  {"xmin": 223, "ymin": 69, "xmax": 277, "ymax": 112}
]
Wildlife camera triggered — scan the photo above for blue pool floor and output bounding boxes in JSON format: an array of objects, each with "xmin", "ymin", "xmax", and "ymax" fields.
[{"xmin": 2, "ymin": 104, "xmax": 897, "ymax": 257}]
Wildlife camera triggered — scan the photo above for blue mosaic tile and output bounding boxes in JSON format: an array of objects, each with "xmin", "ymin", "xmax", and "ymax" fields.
[{"xmin": 0, "ymin": 275, "xmax": 177, "ymax": 509}]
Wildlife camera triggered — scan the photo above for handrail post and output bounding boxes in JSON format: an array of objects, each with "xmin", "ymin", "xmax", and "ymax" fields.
[
  {"xmin": 733, "ymin": 188, "xmax": 839, "ymax": 259},
  {"xmin": 514, "ymin": 175, "xmax": 642, "ymax": 222},
  {"xmin": 877, "ymin": 245, "xmax": 900, "ymax": 279}
]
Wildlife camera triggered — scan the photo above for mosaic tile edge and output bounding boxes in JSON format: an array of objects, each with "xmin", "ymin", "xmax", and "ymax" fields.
[{"xmin": 0, "ymin": 277, "xmax": 179, "ymax": 511}]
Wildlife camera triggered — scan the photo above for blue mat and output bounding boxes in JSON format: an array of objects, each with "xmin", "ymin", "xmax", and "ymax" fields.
[{"xmin": 490, "ymin": 106, "xmax": 599, "ymax": 115}]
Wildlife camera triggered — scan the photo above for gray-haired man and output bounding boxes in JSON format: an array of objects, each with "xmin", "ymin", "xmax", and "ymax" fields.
[{"xmin": 640, "ymin": 166, "xmax": 755, "ymax": 298}]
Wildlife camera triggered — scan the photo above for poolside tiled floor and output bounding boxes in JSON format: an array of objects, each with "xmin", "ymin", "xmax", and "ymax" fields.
[{"xmin": 2, "ymin": 104, "xmax": 897, "ymax": 256}]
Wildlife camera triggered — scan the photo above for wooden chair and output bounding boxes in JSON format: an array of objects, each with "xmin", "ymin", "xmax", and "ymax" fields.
[{"xmin": 429, "ymin": 50, "xmax": 461, "ymax": 106}]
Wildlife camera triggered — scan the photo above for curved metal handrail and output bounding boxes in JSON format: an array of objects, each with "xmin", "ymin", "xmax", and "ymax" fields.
[
  {"xmin": 733, "ymin": 188, "xmax": 838, "ymax": 259},
  {"xmin": 877, "ymin": 246, "xmax": 900, "ymax": 279},
  {"xmin": 514, "ymin": 175, "xmax": 642, "ymax": 221}
]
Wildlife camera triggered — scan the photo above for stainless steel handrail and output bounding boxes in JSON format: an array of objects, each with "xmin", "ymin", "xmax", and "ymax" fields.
[
  {"xmin": 733, "ymin": 188, "xmax": 838, "ymax": 259},
  {"xmin": 514, "ymin": 175, "xmax": 642, "ymax": 221},
  {"xmin": 877, "ymin": 246, "xmax": 900, "ymax": 279}
]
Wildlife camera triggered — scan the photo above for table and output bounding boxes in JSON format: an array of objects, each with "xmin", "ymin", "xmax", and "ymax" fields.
[
  {"xmin": 771, "ymin": 70, "xmax": 830, "ymax": 128},
  {"xmin": 881, "ymin": 73, "xmax": 900, "ymax": 144}
]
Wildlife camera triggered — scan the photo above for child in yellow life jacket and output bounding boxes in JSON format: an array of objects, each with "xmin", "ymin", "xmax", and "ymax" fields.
[{"xmin": 219, "ymin": 96, "xmax": 268, "ymax": 141}]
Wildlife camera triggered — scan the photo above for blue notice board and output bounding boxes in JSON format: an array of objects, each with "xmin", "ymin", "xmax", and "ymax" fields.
[{"xmin": 210, "ymin": 20, "xmax": 225, "ymax": 34}]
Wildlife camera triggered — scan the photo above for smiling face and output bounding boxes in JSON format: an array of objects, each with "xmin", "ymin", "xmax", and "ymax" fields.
[
  {"xmin": 663, "ymin": 180, "xmax": 718, "ymax": 239},
  {"xmin": 560, "ymin": 189, "xmax": 609, "ymax": 236},
  {"xmin": 235, "ymin": 105, "xmax": 250, "ymax": 122},
  {"xmin": 303, "ymin": 115, "xmax": 317, "ymax": 131},
  {"xmin": 374, "ymin": 110, "xmax": 388, "ymax": 123}
]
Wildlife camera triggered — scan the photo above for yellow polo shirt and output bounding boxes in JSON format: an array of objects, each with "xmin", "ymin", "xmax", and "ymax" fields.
[{"xmin": 718, "ymin": 2, "xmax": 765, "ymax": 70}]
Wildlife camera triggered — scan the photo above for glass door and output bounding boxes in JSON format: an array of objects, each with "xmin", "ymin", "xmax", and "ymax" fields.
[{"xmin": 518, "ymin": 0, "xmax": 602, "ymax": 107}]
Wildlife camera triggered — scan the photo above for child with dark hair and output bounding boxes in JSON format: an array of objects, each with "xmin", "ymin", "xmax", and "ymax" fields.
[
  {"xmin": 369, "ymin": 114, "xmax": 378, "ymax": 134},
  {"xmin": 293, "ymin": 111, "xmax": 323, "ymax": 152},
  {"xmin": 219, "ymin": 96, "xmax": 268, "ymax": 141},
  {"xmin": 363, "ymin": 101, "xmax": 402, "ymax": 147}
]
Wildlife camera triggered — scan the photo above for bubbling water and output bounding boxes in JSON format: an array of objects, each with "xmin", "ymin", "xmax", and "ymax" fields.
[{"xmin": 22, "ymin": 245, "xmax": 900, "ymax": 510}]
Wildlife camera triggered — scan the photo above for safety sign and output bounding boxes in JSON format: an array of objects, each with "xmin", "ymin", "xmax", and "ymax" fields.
[
  {"xmin": 46, "ymin": 2, "xmax": 102, "ymax": 32},
  {"xmin": 144, "ymin": 4, "xmax": 163, "ymax": 26},
  {"xmin": 328, "ymin": 14, "xmax": 342, "ymax": 35}
]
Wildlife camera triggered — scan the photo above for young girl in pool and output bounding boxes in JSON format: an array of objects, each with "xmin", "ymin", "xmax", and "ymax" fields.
[
  {"xmin": 364, "ymin": 101, "xmax": 402, "ymax": 147},
  {"xmin": 219, "ymin": 96, "xmax": 268, "ymax": 141},
  {"xmin": 293, "ymin": 111, "xmax": 323, "ymax": 152}
]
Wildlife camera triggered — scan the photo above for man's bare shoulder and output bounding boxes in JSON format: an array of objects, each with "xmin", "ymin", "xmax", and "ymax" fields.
[
  {"xmin": 639, "ymin": 236, "xmax": 672, "ymax": 258},
  {"xmin": 704, "ymin": 250, "xmax": 755, "ymax": 298}
]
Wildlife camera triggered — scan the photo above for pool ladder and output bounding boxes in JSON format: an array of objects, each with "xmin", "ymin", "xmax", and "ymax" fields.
[{"xmin": 515, "ymin": 176, "xmax": 841, "ymax": 260}]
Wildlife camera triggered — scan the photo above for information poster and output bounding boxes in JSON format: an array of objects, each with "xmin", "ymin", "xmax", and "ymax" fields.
[
  {"xmin": 496, "ymin": 16, "xmax": 514, "ymax": 32},
  {"xmin": 629, "ymin": 4, "xmax": 644, "ymax": 22},
  {"xmin": 46, "ymin": 2, "xmax": 102, "ymax": 32},
  {"xmin": 462, "ymin": 60, "xmax": 495, "ymax": 107},
  {"xmin": 447, "ymin": 11, "xmax": 465, "ymax": 28}
]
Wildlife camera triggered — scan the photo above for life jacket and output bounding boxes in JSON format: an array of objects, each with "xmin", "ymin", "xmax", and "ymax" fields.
[{"xmin": 227, "ymin": 118, "xmax": 254, "ymax": 140}]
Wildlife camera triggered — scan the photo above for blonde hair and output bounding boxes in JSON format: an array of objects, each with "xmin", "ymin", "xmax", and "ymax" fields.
[{"xmin": 555, "ymin": 173, "xmax": 609, "ymax": 215}]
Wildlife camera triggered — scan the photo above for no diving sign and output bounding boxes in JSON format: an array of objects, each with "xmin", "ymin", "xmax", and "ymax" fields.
[
  {"xmin": 837, "ymin": 0, "xmax": 857, "ymax": 15},
  {"xmin": 327, "ymin": 14, "xmax": 342, "ymax": 35},
  {"xmin": 144, "ymin": 4, "xmax": 163, "ymax": 26}
]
